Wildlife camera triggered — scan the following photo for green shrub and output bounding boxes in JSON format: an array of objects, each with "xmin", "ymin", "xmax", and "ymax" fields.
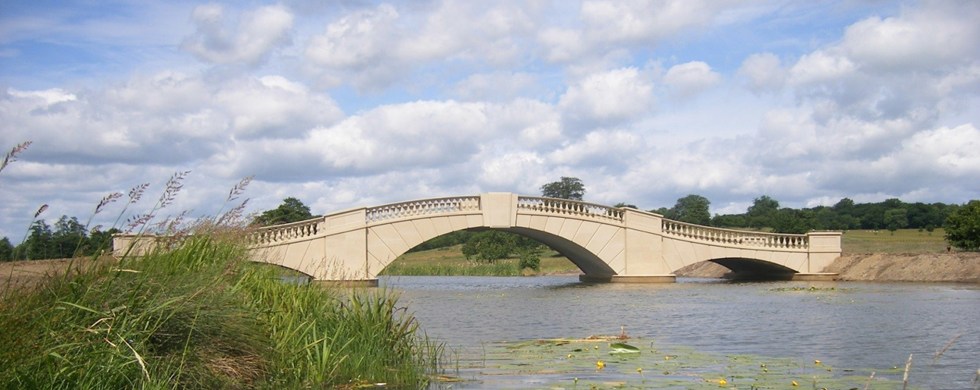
[{"xmin": 945, "ymin": 200, "xmax": 980, "ymax": 251}]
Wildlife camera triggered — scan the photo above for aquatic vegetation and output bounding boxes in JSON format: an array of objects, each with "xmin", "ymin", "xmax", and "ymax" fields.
[
  {"xmin": 609, "ymin": 342, "xmax": 641, "ymax": 355},
  {"xmin": 452, "ymin": 337, "xmax": 912, "ymax": 389}
]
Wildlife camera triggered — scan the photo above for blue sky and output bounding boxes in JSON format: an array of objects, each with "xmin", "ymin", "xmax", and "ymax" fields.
[{"xmin": 1, "ymin": 0, "xmax": 978, "ymax": 240}]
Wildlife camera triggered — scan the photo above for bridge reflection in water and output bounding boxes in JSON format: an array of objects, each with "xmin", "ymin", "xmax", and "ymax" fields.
[{"xmin": 116, "ymin": 193, "xmax": 842, "ymax": 286}]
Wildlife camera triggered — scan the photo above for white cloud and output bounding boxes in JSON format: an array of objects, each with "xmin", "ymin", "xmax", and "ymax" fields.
[
  {"xmin": 182, "ymin": 4, "xmax": 293, "ymax": 66},
  {"xmin": 738, "ymin": 53, "xmax": 785, "ymax": 92},
  {"xmin": 788, "ymin": 50, "xmax": 856, "ymax": 86},
  {"xmin": 663, "ymin": 61, "xmax": 721, "ymax": 98},
  {"xmin": 841, "ymin": 2, "xmax": 980, "ymax": 71},
  {"xmin": 305, "ymin": 2, "xmax": 536, "ymax": 90},
  {"xmin": 453, "ymin": 72, "xmax": 539, "ymax": 102},
  {"xmin": 558, "ymin": 67, "xmax": 654, "ymax": 132},
  {"xmin": 4, "ymin": 0, "xmax": 980, "ymax": 240},
  {"xmin": 6, "ymin": 88, "xmax": 76, "ymax": 104}
]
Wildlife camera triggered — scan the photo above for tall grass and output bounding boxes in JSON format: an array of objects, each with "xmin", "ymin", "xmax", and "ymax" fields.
[{"xmin": 0, "ymin": 229, "xmax": 442, "ymax": 388}]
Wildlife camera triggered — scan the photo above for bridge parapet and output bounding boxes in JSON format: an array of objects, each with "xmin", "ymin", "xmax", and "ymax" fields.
[
  {"xmin": 249, "ymin": 217, "xmax": 321, "ymax": 245},
  {"xmin": 662, "ymin": 219, "xmax": 809, "ymax": 251},
  {"xmin": 517, "ymin": 196, "xmax": 625, "ymax": 223},
  {"xmin": 365, "ymin": 196, "xmax": 481, "ymax": 224}
]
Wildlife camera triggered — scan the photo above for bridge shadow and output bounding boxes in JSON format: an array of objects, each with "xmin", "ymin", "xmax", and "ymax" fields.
[{"xmin": 709, "ymin": 258, "xmax": 797, "ymax": 281}]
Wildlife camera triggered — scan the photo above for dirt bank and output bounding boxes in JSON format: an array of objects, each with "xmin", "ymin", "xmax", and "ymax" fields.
[
  {"xmin": 1, "ymin": 257, "xmax": 112, "ymax": 294},
  {"xmin": 676, "ymin": 252, "xmax": 980, "ymax": 283}
]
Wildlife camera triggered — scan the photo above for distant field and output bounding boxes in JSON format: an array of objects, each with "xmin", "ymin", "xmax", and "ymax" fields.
[
  {"xmin": 383, "ymin": 229, "xmax": 952, "ymax": 276},
  {"xmin": 382, "ymin": 245, "xmax": 579, "ymax": 276},
  {"xmin": 842, "ymin": 228, "xmax": 948, "ymax": 253}
]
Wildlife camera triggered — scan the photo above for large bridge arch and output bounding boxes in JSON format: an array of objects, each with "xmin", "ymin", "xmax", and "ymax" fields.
[
  {"xmin": 232, "ymin": 193, "xmax": 843, "ymax": 284},
  {"xmin": 361, "ymin": 194, "xmax": 626, "ymax": 278}
]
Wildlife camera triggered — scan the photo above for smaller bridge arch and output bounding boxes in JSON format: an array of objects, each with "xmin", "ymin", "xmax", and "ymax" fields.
[{"xmin": 243, "ymin": 193, "xmax": 842, "ymax": 285}]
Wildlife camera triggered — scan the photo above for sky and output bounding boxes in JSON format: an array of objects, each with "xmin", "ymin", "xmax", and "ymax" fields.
[{"xmin": 1, "ymin": 0, "xmax": 978, "ymax": 241}]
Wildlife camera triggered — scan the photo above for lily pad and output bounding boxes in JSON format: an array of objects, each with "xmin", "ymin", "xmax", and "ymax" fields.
[{"xmin": 609, "ymin": 342, "xmax": 641, "ymax": 354}]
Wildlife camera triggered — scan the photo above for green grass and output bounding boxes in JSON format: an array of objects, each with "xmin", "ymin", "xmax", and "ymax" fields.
[
  {"xmin": 842, "ymin": 228, "xmax": 949, "ymax": 254},
  {"xmin": 382, "ymin": 245, "xmax": 581, "ymax": 276},
  {"xmin": 0, "ymin": 229, "xmax": 443, "ymax": 389}
]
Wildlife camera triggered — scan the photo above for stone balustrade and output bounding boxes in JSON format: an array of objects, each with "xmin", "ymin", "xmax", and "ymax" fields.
[
  {"xmin": 517, "ymin": 196, "xmax": 625, "ymax": 222},
  {"xmin": 662, "ymin": 219, "xmax": 809, "ymax": 250},
  {"xmin": 249, "ymin": 218, "xmax": 321, "ymax": 244},
  {"xmin": 365, "ymin": 196, "xmax": 481, "ymax": 224}
]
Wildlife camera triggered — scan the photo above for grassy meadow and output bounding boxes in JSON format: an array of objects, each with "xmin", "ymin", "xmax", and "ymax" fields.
[
  {"xmin": 841, "ymin": 228, "xmax": 948, "ymax": 253},
  {"xmin": 383, "ymin": 229, "xmax": 952, "ymax": 276},
  {"xmin": 382, "ymin": 245, "xmax": 580, "ymax": 276}
]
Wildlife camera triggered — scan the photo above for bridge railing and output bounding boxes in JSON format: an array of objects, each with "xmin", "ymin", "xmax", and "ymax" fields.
[
  {"xmin": 517, "ymin": 196, "xmax": 625, "ymax": 223},
  {"xmin": 249, "ymin": 217, "xmax": 321, "ymax": 245},
  {"xmin": 365, "ymin": 196, "xmax": 481, "ymax": 224},
  {"xmin": 662, "ymin": 219, "xmax": 809, "ymax": 250}
]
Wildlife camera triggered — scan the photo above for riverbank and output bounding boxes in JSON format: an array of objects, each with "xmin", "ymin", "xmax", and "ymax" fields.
[
  {"xmin": 0, "ymin": 235, "xmax": 441, "ymax": 388},
  {"xmin": 676, "ymin": 252, "xmax": 980, "ymax": 283}
]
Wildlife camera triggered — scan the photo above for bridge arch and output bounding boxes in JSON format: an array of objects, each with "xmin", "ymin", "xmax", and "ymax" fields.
[{"xmin": 240, "ymin": 193, "xmax": 842, "ymax": 284}]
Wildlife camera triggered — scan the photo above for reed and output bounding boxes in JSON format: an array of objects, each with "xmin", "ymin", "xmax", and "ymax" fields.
[
  {"xmin": 0, "ymin": 230, "xmax": 442, "ymax": 388},
  {"xmin": 0, "ymin": 168, "xmax": 443, "ymax": 388}
]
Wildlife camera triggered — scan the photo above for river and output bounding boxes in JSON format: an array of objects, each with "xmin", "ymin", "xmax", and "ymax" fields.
[{"xmin": 380, "ymin": 276, "xmax": 979, "ymax": 389}]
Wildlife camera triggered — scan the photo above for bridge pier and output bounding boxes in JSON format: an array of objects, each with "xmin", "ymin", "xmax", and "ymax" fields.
[{"xmin": 579, "ymin": 274, "xmax": 677, "ymax": 283}]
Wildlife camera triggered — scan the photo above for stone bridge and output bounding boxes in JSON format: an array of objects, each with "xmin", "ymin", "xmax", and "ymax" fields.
[{"xmin": 241, "ymin": 193, "xmax": 840, "ymax": 285}]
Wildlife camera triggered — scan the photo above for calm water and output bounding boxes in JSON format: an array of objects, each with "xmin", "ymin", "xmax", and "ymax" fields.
[{"xmin": 380, "ymin": 276, "xmax": 979, "ymax": 389}]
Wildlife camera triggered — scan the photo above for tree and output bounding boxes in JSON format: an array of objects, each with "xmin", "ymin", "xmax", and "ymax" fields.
[
  {"xmin": 540, "ymin": 177, "xmax": 585, "ymax": 200},
  {"xmin": 461, "ymin": 231, "xmax": 513, "ymax": 262},
  {"xmin": 253, "ymin": 197, "xmax": 314, "ymax": 226},
  {"xmin": 19, "ymin": 220, "xmax": 53, "ymax": 260},
  {"xmin": 944, "ymin": 200, "xmax": 980, "ymax": 251},
  {"xmin": 86, "ymin": 227, "xmax": 121, "ymax": 256},
  {"xmin": 517, "ymin": 246, "xmax": 541, "ymax": 271},
  {"xmin": 0, "ymin": 237, "xmax": 13, "ymax": 261},
  {"xmin": 833, "ymin": 198, "xmax": 855, "ymax": 215},
  {"xmin": 746, "ymin": 195, "xmax": 780, "ymax": 228},
  {"xmin": 52, "ymin": 215, "xmax": 87, "ymax": 258},
  {"xmin": 883, "ymin": 208, "xmax": 908, "ymax": 234},
  {"xmin": 668, "ymin": 195, "xmax": 711, "ymax": 225}
]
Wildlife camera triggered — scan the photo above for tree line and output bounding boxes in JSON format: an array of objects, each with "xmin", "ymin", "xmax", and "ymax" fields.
[
  {"xmin": 654, "ymin": 194, "xmax": 957, "ymax": 234},
  {"xmin": 0, "ymin": 216, "xmax": 118, "ymax": 261},
  {"xmin": 5, "ymin": 176, "xmax": 977, "ymax": 262}
]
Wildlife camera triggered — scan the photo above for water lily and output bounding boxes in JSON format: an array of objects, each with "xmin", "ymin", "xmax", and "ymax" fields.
[
  {"xmin": 596, "ymin": 360, "xmax": 605, "ymax": 370},
  {"xmin": 718, "ymin": 378, "xmax": 727, "ymax": 386},
  {"xmin": 792, "ymin": 380, "xmax": 799, "ymax": 386}
]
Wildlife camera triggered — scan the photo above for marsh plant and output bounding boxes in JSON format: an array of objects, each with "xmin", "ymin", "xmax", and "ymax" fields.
[{"xmin": 0, "ymin": 167, "xmax": 443, "ymax": 388}]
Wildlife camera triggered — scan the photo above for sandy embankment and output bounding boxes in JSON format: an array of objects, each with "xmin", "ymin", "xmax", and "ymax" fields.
[{"xmin": 676, "ymin": 252, "xmax": 980, "ymax": 283}]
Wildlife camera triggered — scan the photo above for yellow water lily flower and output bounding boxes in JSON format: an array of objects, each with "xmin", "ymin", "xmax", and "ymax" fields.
[
  {"xmin": 596, "ymin": 360, "xmax": 606, "ymax": 370},
  {"xmin": 791, "ymin": 380, "xmax": 799, "ymax": 386},
  {"xmin": 718, "ymin": 378, "xmax": 727, "ymax": 386}
]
